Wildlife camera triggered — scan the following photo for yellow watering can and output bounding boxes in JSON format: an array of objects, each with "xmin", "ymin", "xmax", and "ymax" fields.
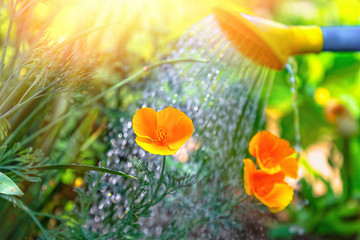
[{"xmin": 214, "ymin": 6, "xmax": 360, "ymax": 70}]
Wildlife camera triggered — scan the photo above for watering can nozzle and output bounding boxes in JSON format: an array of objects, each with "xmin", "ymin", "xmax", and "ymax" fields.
[{"xmin": 214, "ymin": 6, "xmax": 360, "ymax": 70}]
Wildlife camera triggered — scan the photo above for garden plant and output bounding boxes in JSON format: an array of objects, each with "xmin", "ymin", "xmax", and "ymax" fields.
[{"xmin": 0, "ymin": 0, "xmax": 359, "ymax": 239}]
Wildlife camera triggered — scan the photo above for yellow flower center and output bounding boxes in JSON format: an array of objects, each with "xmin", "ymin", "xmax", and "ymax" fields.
[{"xmin": 155, "ymin": 128, "xmax": 168, "ymax": 142}]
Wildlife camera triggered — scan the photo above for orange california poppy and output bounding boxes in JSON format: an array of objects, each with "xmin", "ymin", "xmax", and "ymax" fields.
[
  {"xmin": 243, "ymin": 159, "xmax": 294, "ymax": 213},
  {"xmin": 248, "ymin": 131, "xmax": 299, "ymax": 179},
  {"xmin": 132, "ymin": 106, "xmax": 194, "ymax": 155}
]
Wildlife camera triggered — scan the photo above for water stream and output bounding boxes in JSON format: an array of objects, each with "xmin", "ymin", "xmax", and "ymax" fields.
[
  {"xmin": 84, "ymin": 15, "xmax": 276, "ymax": 238},
  {"xmin": 285, "ymin": 57, "xmax": 301, "ymax": 158}
]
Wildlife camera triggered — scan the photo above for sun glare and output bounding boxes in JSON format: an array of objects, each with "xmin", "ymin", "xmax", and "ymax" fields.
[{"xmin": 28, "ymin": 0, "xmax": 228, "ymax": 57}]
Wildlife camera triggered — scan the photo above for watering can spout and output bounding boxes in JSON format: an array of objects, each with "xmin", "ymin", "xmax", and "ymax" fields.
[
  {"xmin": 240, "ymin": 13, "xmax": 324, "ymax": 54},
  {"xmin": 214, "ymin": 6, "xmax": 360, "ymax": 70}
]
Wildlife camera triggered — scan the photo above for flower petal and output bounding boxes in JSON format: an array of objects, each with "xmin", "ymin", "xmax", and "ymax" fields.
[
  {"xmin": 243, "ymin": 159, "xmax": 256, "ymax": 196},
  {"xmin": 249, "ymin": 131, "xmax": 296, "ymax": 173},
  {"xmin": 255, "ymin": 150, "xmax": 282, "ymax": 174},
  {"xmin": 252, "ymin": 171, "xmax": 285, "ymax": 197},
  {"xmin": 135, "ymin": 137, "xmax": 177, "ymax": 155},
  {"xmin": 167, "ymin": 115, "xmax": 194, "ymax": 150},
  {"xmin": 279, "ymin": 157, "xmax": 299, "ymax": 179},
  {"xmin": 157, "ymin": 106, "xmax": 183, "ymax": 129},
  {"xmin": 253, "ymin": 171, "xmax": 285, "ymax": 188},
  {"xmin": 132, "ymin": 108, "xmax": 157, "ymax": 139},
  {"xmin": 249, "ymin": 131, "xmax": 275, "ymax": 158},
  {"xmin": 271, "ymin": 138, "xmax": 296, "ymax": 160},
  {"xmin": 155, "ymin": 106, "xmax": 194, "ymax": 150},
  {"xmin": 256, "ymin": 182, "xmax": 294, "ymax": 213}
]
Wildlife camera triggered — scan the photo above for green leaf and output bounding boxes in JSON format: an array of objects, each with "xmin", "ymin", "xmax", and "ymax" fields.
[
  {"xmin": 0, "ymin": 118, "xmax": 10, "ymax": 140},
  {"xmin": 31, "ymin": 164, "xmax": 137, "ymax": 180},
  {"xmin": 0, "ymin": 171, "xmax": 24, "ymax": 196},
  {"xmin": 0, "ymin": 145, "xmax": 7, "ymax": 158}
]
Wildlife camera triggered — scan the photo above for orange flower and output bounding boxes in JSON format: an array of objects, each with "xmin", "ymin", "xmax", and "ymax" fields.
[
  {"xmin": 132, "ymin": 106, "xmax": 194, "ymax": 155},
  {"xmin": 249, "ymin": 131, "xmax": 299, "ymax": 179},
  {"xmin": 243, "ymin": 159, "xmax": 294, "ymax": 213}
]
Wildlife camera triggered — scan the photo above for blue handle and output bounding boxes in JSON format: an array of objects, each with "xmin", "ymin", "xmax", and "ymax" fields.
[{"xmin": 321, "ymin": 26, "xmax": 360, "ymax": 51}]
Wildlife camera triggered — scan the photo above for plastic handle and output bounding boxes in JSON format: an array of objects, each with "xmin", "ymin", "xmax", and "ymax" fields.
[{"xmin": 321, "ymin": 26, "xmax": 360, "ymax": 51}]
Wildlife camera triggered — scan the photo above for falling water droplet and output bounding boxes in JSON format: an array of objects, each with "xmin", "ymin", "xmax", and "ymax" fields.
[{"xmin": 286, "ymin": 57, "xmax": 301, "ymax": 157}]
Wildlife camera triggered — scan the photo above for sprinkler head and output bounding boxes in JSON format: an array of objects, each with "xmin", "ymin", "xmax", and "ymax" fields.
[{"xmin": 214, "ymin": 6, "xmax": 323, "ymax": 70}]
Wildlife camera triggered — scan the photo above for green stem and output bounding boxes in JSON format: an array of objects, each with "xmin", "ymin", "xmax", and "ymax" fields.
[
  {"xmin": 0, "ymin": 21, "xmax": 119, "ymax": 116},
  {"xmin": 0, "ymin": 60, "xmax": 42, "ymax": 115},
  {"xmin": 0, "ymin": 195, "xmax": 49, "ymax": 239},
  {"xmin": 14, "ymin": 0, "xmax": 35, "ymax": 19},
  {"xmin": 18, "ymin": 57, "xmax": 207, "ymax": 147},
  {"xmin": 151, "ymin": 187, "xmax": 169, "ymax": 206},
  {"xmin": 3, "ymin": 96, "xmax": 51, "ymax": 145},
  {"xmin": 343, "ymin": 138, "xmax": 351, "ymax": 200},
  {"xmin": 152, "ymin": 155, "xmax": 166, "ymax": 200},
  {"xmin": 53, "ymin": 21, "xmax": 122, "ymax": 52},
  {"xmin": 0, "ymin": 0, "xmax": 15, "ymax": 75},
  {"xmin": 82, "ymin": 57, "xmax": 208, "ymax": 106},
  {"xmin": 160, "ymin": 155, "xmax": 166, "ymax": 178},
  {"xmin": 81, "ymin": 173, "xmax": 101, "ymax": 225},
  {"xmin": 239, "ymin": 195, "xmax": 250, "ymax": 202},
  {"xmin": 29, "ymin": 164, "xmax": 137, "ymax": 180}
]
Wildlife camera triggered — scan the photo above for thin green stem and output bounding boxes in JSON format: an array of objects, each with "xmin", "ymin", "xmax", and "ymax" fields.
[
  {"xmin": 0, "ymin": 0, "xmax": 15, "ymax": 75},
  {"xmin": 17, "ymin": 71, "xmax": 44, "ymax": 104},
  {"xmin": 82, "ymin": 57, "xmax": 208, "ymax": 106},
  {"xmin": 0, "ymin": 70, "xmax": 72, "ymax": 120},
  {"xmin": 14, "ymin": 0, "xmax": 36, "ymax": 19},
  {"xmin": 151, "ymin": 187, "xmax": 169, "ymax": 206},
  {"xmin": 0, "ymin": 195, "xmax": 49, "ymax": 239},
  {"xmin": 33, "ymin": 211, "xmax": 66, "ymax": 222},
  {"xmin": 343, "ymin": 138, "xmax": 351, "ymax": 200},
  {"xmin": 0, "ymin": 60, "xmax": 42, "ymax": 114},
  {"xmin": 0, "ymin": 20, "xmax": 122, "ymax": 115},
  {"xmin": 20, "ymin": 201, "xmax": 49, "ymax": 240},
  {"xmin": 153, "ymin": 155, "xmax": 166, "ymax": 200},
  {"xmin": 53, "ymin": 21, "xmax": 122, "ymax": 51},
  {"xmin": 81, "ymin": 173, "xmax": 101, "ymax": 225},
  {"xmin": 30, "ymin": 164, "xmax": 137, "ymax": 180},
  {"xmin": 160, "ymin": 155, "xmax": 166, "ymax": 179},
  {"xmin": 238, "ymin": 195, "xmax": 250, "ymax": 202},
  {"xmin": 3, "ymin": 96, "xmax": 52, "ymax": 145},
  {"xmin": 0, "ymin": 74, "xmax": 16, "ymax": 102}
]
